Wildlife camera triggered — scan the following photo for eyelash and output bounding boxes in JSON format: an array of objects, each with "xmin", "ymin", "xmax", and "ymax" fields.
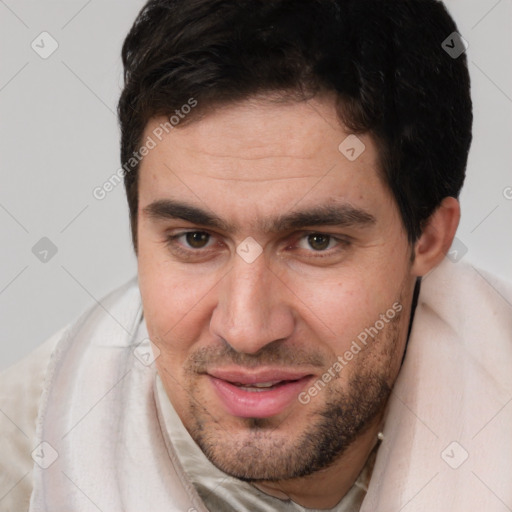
[{"xmin": 164, "ymin": 231, "xmax": 351, "ymax": 259}]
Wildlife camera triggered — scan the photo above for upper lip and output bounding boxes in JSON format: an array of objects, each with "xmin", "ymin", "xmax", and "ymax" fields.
[{"xmin": 207, "ymin": 368, "xmax": 312, "ymax": 385}]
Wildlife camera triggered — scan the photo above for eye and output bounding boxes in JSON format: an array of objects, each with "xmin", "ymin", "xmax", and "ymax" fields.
[
  {"xmin": 182, "ymin": 231, "xmax": 211, "ymax": 249},
  {"xmin": 296, "ymin": 233, "xmax": 347, "ymax": 253},
  {"xmin": 299, "ymin": 233, "xmax": 334, "ymax": 251},
  {"xmin": 166, "ymin": 231, "xmax": 214, "ymax": 252}
]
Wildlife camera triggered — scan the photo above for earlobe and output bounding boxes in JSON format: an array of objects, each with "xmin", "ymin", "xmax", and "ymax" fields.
[{"xmin": 411, "ymin": 197, "xmax": 461, "ymax": 276}]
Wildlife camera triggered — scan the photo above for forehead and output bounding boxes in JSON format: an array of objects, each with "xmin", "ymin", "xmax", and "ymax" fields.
[{"xmin": 137, "ymin": 96, "xmax": 393, "ymax": 228}]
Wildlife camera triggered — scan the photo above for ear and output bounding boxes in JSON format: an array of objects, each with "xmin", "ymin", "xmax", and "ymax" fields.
[{"xmin": 411, "ymin": 197, "xmax": 461, "ymax": 277}]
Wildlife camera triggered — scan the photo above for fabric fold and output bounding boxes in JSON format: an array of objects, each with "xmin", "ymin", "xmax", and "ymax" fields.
[{"xmin": 28, "ymin": 260, "xmax": 512, "ymax": 511}]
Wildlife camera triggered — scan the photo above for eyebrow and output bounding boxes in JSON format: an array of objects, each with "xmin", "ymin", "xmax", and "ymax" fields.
[{"xmin": 142, "ymin": 199, "xmax": 376, "ymax": 234}]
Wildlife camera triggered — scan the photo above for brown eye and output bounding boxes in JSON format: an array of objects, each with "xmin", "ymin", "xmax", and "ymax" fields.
[
  {"xmin": 185, "ymin": 231, "xmax": 210, "ymax": 249},
  {"xmin": 307, "ymin": 234, "xmax": 331, "ymax": 251}
]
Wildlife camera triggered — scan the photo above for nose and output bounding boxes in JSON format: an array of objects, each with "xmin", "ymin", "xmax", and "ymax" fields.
[{"xmin": 209, "ymin": 253, "xmax": 295, "ymax": 355}]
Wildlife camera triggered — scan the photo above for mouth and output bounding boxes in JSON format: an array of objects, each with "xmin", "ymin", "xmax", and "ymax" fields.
[{"xmin": 207, "ymin": 368, "xmax": 313, "ymax": 418}]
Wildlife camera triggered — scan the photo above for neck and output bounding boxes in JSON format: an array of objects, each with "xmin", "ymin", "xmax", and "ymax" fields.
[{"xmin": 251, "ymin": 415, "xmax": 383, "ymax": 509}]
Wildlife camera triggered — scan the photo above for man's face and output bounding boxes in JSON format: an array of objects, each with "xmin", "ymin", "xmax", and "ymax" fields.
[{"xmin": 137, "ymin": 95, "xmax": 416, "ymax": 481}]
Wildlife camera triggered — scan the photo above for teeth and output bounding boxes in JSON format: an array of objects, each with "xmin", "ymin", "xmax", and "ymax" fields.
[{"xmin": 234, "ymin": 381, "xmax": 280, "ymax": 388}]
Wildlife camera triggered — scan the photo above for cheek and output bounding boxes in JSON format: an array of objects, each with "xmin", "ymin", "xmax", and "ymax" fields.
[
  {"xmin": 137, "ymin": 244, "xmax": 219, "ymax": 359},
  {"xmin": 284, "ymin": 262, "xmax": 407, "ymax": 355}
]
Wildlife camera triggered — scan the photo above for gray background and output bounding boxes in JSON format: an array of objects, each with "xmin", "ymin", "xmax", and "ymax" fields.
[{"xmin": 1, "ymin": 0, "xmax": 511, "ymax": 370}]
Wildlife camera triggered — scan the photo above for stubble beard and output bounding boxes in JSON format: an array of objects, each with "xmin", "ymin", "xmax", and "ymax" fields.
[{"xmin": 179, "ymin": 305, "xmax": 404, "ymax": 482}]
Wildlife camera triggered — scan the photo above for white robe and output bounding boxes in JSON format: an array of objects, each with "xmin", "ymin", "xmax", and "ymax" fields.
[{"xmin": 1, "ymin": 258, "xmax": 511, "ymax": 511}]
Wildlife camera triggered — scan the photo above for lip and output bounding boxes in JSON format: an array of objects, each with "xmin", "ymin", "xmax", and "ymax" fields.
[{"xmin": 207, "ymin": 368, "xmax": 313, "ymax": 418}]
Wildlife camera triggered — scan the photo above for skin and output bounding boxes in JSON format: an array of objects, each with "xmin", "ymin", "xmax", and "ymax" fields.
[{"xmin": 136, "ymin": 94, "xmax": 460, "ymax": 509}]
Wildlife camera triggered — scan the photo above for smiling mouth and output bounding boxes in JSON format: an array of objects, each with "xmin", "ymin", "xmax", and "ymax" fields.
[{"xmin": 206, "ymin": 369, "xmax": 314, "ymax": 418}]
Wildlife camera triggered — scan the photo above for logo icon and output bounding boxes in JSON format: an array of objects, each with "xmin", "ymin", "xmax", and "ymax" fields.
[
  {"xmin": 31, "ymin": 441, "xmax": 59, "ymax": 469},
  {"xmin": 441, "ymin": 441, "xmax": 469, "ymax": 469},
  {"xmin": 338, "ymin": 135, "xmax": 366, "ymax": 161},
  {"xmin": 441, "ymin": 32, "xmax": 468, "ymax": 59},
  {"xmin": 133, "ymin": 338, "xmax": 161, "ymax": 366},
  {"xmin": 236, "ymin": 237, "xmax": 263, "ymax": 263},
  {"xmin": 31, "ymin": 32, "xmax": 59, "ymax": 59},
  {"xmin": 32, "ymin": 237, "xmax": 58, "ymax": 263},
  {"xmin": 446, "ymin": 237, "xmax": 468, "ymax": 263}
]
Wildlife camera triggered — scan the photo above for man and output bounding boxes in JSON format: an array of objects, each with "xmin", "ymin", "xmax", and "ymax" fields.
[{"xmin": 1, "ymin": 0, "xmax": 511, "ymax": 510}]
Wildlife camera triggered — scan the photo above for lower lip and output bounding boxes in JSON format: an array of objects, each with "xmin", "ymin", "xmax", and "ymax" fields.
[{"xmin": 209, "ymin": 375, "xmax": 311, "ymax": 418}]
